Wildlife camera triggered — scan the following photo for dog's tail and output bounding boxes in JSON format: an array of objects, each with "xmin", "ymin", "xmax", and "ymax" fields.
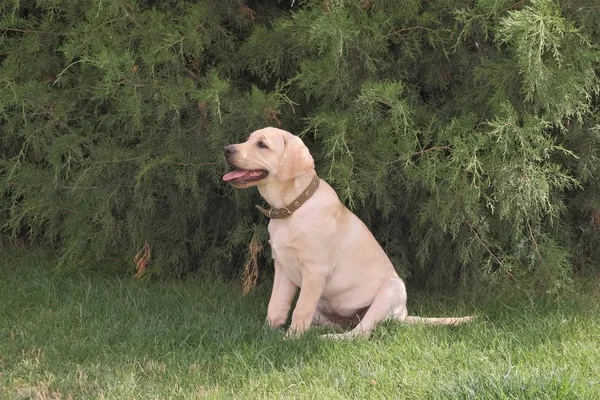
[{"xmin": 403, "ymin": 315, "xmax": 476, "ymax": 325}]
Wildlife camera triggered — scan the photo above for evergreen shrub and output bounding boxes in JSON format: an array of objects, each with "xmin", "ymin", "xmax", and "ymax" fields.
[{"xmin": 1, "ymin": 0, "xmax": 599, "ymax": 292}]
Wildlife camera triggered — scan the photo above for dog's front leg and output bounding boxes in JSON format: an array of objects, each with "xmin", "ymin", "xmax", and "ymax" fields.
[
  {"xmin": 267, "ymin": 265, "xmax": 298, "ymax": 328},
  {"xmin": 286, "ymin": 266, "xmax": 326, "ymax": 338}
]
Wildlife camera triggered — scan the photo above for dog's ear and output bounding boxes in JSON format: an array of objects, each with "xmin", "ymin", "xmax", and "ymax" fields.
[{"xmin": 277, "ymin": 134, "xmax": 315, "ymax": 182}]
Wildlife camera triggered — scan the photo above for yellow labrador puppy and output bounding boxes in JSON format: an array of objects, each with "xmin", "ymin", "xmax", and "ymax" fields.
[{"xmin": 223, "ymin": 127, "xmax": 473, "ymax": 339}]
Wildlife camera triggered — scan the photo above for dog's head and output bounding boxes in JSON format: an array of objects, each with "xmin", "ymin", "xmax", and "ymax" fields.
[{"xmin": 223, "ymin": 127, "xmax": 314, "ymax": 188}]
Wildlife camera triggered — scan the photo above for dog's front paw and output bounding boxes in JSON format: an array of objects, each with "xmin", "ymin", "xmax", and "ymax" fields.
[
  {"xmin": 284, "ymin": 329, "xmax": 299, "ymax": 340},
  {"xmin": 284, "ymin": 322, "xmax": 312, "ymax": 339}
]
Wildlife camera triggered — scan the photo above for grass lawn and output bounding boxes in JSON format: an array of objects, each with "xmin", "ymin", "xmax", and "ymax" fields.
[{"xmin": 1, "ymin": 248, "xmax": 599, "ymax": 399}]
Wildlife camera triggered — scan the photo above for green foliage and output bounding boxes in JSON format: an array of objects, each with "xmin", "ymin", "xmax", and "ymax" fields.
[{"xmin": 1, "ymin": 0, "xmax": 600, "ymax": 292}]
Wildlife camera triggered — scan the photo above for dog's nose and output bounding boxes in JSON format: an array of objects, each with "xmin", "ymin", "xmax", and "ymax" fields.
[{"xmin": 223, "ymin": 145, "xmax": 237, "ymax": 158}]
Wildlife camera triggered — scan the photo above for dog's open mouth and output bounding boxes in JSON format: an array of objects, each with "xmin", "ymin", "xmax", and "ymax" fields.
[{"xmin": 222, "ymin": 167, "xmax": 268, "ymax": 184}]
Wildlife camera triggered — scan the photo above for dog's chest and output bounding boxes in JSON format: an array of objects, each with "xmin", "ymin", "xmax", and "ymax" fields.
[
  {"xmin": 268, "ymin": 219, "xmax": 304, "ymax": 248},
  {"xmin": 268, "ymin": 221, "xmax": 311, "ymax": 285},
  {"xmin": 269, "ymin": 223, "xmax": 301, "ymax": 260}
]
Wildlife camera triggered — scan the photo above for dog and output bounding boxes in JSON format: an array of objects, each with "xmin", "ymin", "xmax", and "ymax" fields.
[{"xmin": 223, "ymin": 127, "xmax": 474, "ymax": 339}]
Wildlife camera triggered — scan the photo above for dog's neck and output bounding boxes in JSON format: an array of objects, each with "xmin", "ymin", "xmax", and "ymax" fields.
[{"xmin": 257, "ymin": 170, "xmax": 316, "ymax": 209}]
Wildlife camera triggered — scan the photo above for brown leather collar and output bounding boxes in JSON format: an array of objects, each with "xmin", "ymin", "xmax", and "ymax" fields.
[{"xmin": 255, "ymin": 175, "xmax": 320, "ymax": 219}]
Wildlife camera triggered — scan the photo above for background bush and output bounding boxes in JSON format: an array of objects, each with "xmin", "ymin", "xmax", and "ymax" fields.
[{"xmin": 1, "ymin": 0, "xmax": 599, "ymax": 292}]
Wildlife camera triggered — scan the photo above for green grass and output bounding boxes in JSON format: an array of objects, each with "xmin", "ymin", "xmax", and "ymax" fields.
[{"xmin": 1, "ymin": 248, "xmax": 599, "ymax": 399}]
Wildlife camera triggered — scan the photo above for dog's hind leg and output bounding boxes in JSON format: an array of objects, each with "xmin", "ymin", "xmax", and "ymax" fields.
[
  {"xmin": 322, "ymin": 277, "xmax": 408, "ymax": 340},
  {"xmin": 311, "ymin": 308, "xmax": 337, "ymax": 327}
]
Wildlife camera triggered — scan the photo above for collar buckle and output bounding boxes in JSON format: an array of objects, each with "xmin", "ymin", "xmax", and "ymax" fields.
[{"xmin": 256, "ymin": 175, "xmax": 320, "ymax": 219}]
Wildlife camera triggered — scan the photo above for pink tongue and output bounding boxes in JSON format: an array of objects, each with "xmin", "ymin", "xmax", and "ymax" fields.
[{"xmin": 223, "ymin": 170, "xmax": 251, "ymax": 182}]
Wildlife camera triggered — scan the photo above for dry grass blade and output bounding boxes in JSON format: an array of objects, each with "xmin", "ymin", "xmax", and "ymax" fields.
[
  {"xmin": 242, "ymin": 232, "xmax": 263, "ymax": 295},
  {"xmin": 133, "ymin": 240, "xmax": 151, "ymax": 279}
]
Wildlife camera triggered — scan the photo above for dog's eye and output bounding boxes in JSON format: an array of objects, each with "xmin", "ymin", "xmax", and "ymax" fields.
[{"xmin": 257, "ymin": 141, "xmax": 269, "ymax": 149}]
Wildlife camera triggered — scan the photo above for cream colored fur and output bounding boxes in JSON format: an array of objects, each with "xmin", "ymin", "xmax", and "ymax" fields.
[{"xmin": 225, "ymin": 127, "xmax": 473, "ymax": 339}]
